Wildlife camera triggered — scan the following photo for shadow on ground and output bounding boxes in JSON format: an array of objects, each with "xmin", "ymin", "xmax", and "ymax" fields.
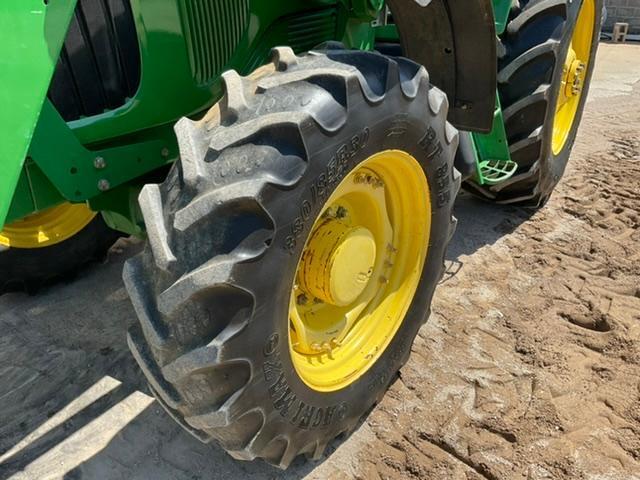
[{"xmin": 0, "ymin": 192, "xmax": 532, "ymax": 480}]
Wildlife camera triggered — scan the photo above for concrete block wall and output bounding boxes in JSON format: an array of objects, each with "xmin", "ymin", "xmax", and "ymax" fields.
[{"xmin": 604, "ymin": 0, "xmax": 640, "ymax": 34}]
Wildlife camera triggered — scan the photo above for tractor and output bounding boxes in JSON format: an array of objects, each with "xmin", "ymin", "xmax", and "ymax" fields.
[{"xmin": 0, "ymin": 0, "xmax": 602, "ymax": 468}]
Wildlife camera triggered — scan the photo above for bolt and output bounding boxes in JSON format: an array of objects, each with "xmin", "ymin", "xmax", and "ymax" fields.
[
  {"xmin": 297, "ymin": 294, "xmax": 308, "ymax": 306},
  {"xmin": 311, "ymin": 342, "xmax": 322, "ymax": 352},
  {"xmin": 161, "ymin": 147, "xmax": 170, "ymax": 158},
  {"xmin": 97, "ymin": 179, "xmax": 110, "ymax": 191},
  {"xmin": 336, "ymin": 206, "xmax": 348, "ymax": 218},
  {"xmin": 93, "ymin": 156, "xmax": 106, "ymax": 169},
  {"xmin": 330, "ymin": 338, "xmax": 341, "ymax": 348},
  {"xmin": 321, "ymin": 342, "xmax": 331, "ymax": 352}
]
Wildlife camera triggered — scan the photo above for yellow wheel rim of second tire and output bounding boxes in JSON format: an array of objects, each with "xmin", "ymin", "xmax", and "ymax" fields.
[
  {"xmin": 552, "ymin": 0, "xmax": 596, "ymax": 155},
  {"xmin": 289, "ymin": 150, "xmax": 431, "ymax": 392},
  {"xmin": 0, "ymin": 203, "xmax": 96, "ymax": 249}
]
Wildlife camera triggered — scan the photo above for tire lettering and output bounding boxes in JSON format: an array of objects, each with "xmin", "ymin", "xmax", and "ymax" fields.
[
  {"xmin": 262, "ymin": 337, "xmax": 349, "ymax": 429},
  {"xmin": 283, "ymin": 128, "xmax": 370, "ymax": 254}
]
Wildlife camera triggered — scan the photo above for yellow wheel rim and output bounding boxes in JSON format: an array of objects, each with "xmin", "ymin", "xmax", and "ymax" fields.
[
  {"xmin": 289, "ymin": 150, "xmax": 431, "ymax": 392},
  {"xmin": 0, "ymin": 203, "xmax": 96, "ymax": 249},
  {"xmin": 552, "ymin": 0, "xmax": 596, "ymax": 155}
]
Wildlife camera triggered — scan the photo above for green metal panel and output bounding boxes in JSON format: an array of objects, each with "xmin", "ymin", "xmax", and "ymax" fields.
[
  {"xmin": 28, "ymin": 100, "xmax": 178, "ymax": 203},
  {"xmin": 68, "ymin": 0, "xmax": 346, "ymax": 146},
  {"xmin": 5, "ymin": 159, "xmax": 65, "ymax": 224},
  {"xmin": 492, "ymin": 0, "xmax": 512, "ymax": 35},
  {"xmin": 471, "ymin": 94, "xmax": 517, "ymax": 185},
  {"xmin": 0, "ymin": 0, "xmax": 77, "ymax": 227}
]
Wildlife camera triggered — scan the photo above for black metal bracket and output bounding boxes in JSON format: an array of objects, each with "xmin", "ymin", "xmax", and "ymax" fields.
[{"xmin": 386, "ymin": 0, "xmax": 497, "ymax": 133}]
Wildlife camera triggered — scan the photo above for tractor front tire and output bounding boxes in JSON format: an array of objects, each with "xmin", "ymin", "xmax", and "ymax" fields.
[
  {"xmin": 125, "ymin": 46, "xmax": 459, "ymax": 468},
  {"xmin": 465, "ymin": 0, "xmax": 602, "ymax": 205}
]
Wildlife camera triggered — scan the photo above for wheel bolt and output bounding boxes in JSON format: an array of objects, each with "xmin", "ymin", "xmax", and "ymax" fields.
[{"xmin": 297, "ymin": 294, "xmax": 308, "ymax": 305}]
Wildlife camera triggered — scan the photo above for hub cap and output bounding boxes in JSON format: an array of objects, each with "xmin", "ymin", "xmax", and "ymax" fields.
[
  {"xmin": 0, "ymin": 203, "xmax": 96, "ymax": 249},
  {"xmin": 289, "ymin": 150, "xmax": 431, "ymax": 392},
  {"xmin": 552, "ymin": 0, "xmax": 596, "ymax": 155}
]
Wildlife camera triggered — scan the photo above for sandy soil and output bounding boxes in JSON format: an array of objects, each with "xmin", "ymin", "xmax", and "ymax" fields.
[{"xmin": 1, "ymin": 43, "xmax": 639, "ymax": 480}]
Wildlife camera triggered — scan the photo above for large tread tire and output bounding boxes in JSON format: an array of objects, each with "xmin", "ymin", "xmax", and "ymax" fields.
[
  {"xmin": 0, "ymin": 215, "xmax": 121, "ymax": 294},
  {"xmin": 124, "ymin": 46, "xmax": 459, "ymax": 468},
  {"xmin": 464, "ymin": 0, "xmax": 602, "ymax": 206}
]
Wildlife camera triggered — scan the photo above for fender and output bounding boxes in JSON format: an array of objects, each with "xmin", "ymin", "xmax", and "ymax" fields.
[{"xmin": 386, "ymin": 0, "xmax": 497, "ymax": 133}]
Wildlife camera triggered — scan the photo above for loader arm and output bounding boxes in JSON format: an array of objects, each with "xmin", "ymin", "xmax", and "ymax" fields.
[{"xmin": 0, "ymin": 0, "xmax": 77, "ymax": 228}]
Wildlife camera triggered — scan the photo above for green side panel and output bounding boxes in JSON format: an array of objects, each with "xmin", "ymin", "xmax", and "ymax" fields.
[
  {"xmin": 492, "ymin": 0, "xmax": 512, "ymax": 35},
  {"xmin": 0, "ymin": 0, "xmax": 77, "ymax": 228},
  {"xmin": 67, "ymin": 0, "xmax": 348, "ymax": 146}
]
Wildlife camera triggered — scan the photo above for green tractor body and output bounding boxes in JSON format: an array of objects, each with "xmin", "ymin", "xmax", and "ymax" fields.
[
  {"xmin": 1, "ymin": 0, "xmax": 513, "ymax": 232},
  {"xmin": 0, "ymin": 0, "xmax": 602, "ymax": 468}
]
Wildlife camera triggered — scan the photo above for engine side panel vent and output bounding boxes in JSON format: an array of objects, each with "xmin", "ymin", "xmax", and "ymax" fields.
[
  {"xmin": 48, "ymin": 0, "xmax": 141, "ymax": 122},
  {"xmin": 182, "ymin": 0, "xmax": 250, "ymax": 85},
  {"xmin": 287, "ymin": 9, "xmax": 338, "ymax": 53}
]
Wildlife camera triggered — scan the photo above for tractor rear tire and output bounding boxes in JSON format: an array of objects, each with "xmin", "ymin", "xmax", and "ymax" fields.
[
  {"xmin": 464, "ymin": 0, "xmax": 602, "ymax": 206},
  {"xmin": 124, "ymin": 46, "xmax": 459, "ymax": 468}
]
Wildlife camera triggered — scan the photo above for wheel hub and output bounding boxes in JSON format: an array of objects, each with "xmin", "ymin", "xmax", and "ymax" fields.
[
  {"xmin": 299, "ymin": 219, "xmax": 376, "ymax": 307},
  {"xmin": 288, "ymin": 150, "xmax": 431, "ymax": 391},
  {"xmin": 564, "ymin": 56, "xmax": 587, "ymax": 98}
]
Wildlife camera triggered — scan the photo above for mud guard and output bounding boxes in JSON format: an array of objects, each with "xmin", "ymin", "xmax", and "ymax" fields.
[{"xmin": 386, "ymin": 0, "xmax": 497, "ymax": 133}]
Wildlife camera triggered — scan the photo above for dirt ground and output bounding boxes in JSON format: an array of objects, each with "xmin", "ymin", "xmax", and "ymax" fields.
[{"xmin": 1, "ymin": 42, "xmax": 639, "ymax": 480}]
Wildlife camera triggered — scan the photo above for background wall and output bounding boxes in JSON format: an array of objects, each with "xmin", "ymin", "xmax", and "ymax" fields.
[{"xmin": 604, "ymin": 0, "xmax": 640, "ymax": 34}]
